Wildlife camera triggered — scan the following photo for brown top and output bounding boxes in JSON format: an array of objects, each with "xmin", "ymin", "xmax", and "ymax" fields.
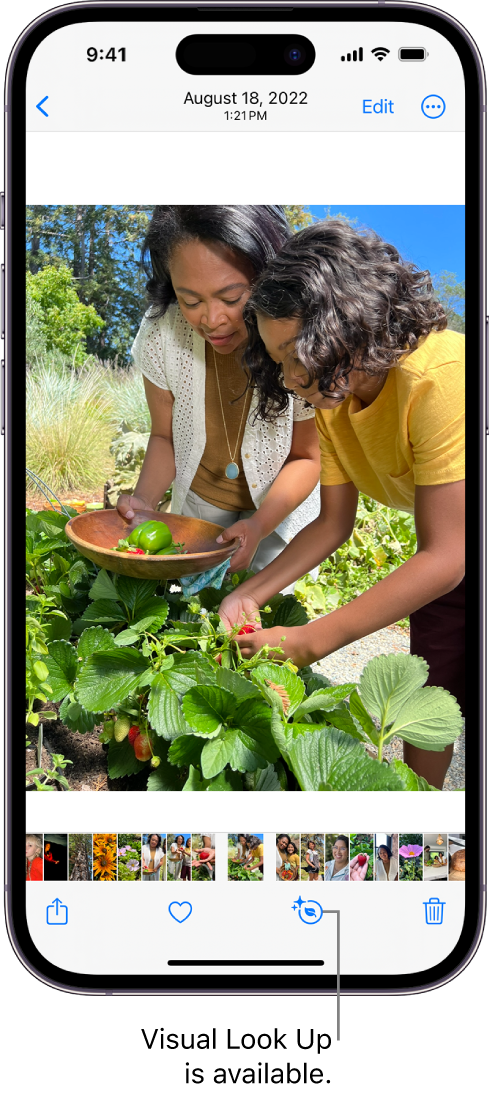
[{"xmin": 191, "ymin": 342, "xmax": 255, "ymax": 511}]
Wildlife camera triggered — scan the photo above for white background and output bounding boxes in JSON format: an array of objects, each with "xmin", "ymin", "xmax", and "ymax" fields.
[{"xmin": 2, "ymin": 3, "xmax": 488, "ymax": 1094}]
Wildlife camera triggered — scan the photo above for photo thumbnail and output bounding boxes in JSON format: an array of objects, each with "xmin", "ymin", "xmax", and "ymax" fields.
[
  {"xmin": 142, "ymin": 834, "xmax": 166, "ymax": 880},
  {"xmin": 228, "ymin": 834, "xmax": 264, "ymax": 880},
  {"xmin": 324, "ymin": 834, "xmax": 350, "ymax": 881},
  {"xmin": 276, "ymin": 833, "xmax": 300, "ymax": 880},
  {"xmin": 69, "ymin": 833, "xmax": 93, "ymax": 880}
]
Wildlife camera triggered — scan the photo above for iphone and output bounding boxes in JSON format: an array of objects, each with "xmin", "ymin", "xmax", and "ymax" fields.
[{"xmin": 5, "ymin": 2, "xmax": 484, "ymax": 994}]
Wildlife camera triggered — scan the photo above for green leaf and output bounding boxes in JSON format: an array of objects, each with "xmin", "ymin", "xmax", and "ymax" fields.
[
  {"xmin": 251, "ymin": 763, "xmax": 282, "ymax": 791},
  {"xmin": 295, "ymin": 683, "xmax": 357, "ymax": 719},
  {"xmin": 207, "ymin": 769, "xmax": 242, "ymax": 791},
  {"xmin": 114, "ymin": 630, "xmax": 140, "ymax": 646},
  {"xmin": 389, "ymin": 759, "xmax": 438, "ymax": 791},
  {"xmin": 251, "ymin": 662, "xmax": 305, "ymax": 715},
  {"xmin": 201, "ymin": 729, "xmax": 237, "ymax": 779},
  {"xmin": 270, "ymin": 708, "xmax": 293, "ymax": 761},
  {"xmin": 116, "ymin": 576, "xmax": 159, "ymax": 613},
  {"xmin": 216, "ymin": 668, "xmax": 262, "ymax": 701},
  {"xmin": 302, "ymin": 671, "xmax": 334, "ymax": 694},
  {"xmin": 59, "ymin": 697, "xmax": 99, "ymax": 735},
  {"xmin": 77, "ymin": 625, "xmax": 116, "ymax": 659},
  {"xmin": 349, "ymin": 691, "xmax": 379, "ymax": 746},
  {"xmin": 148, "ymin": 670, "xmax": 193, "ymax": 741},
  {"xmin": 181, "ymin": 686, "xmax": 237, "ymax": 737},
  {"xmin": 387, "ymin": 686, "xmax": 463, "ymax": 751},
  {"xmin": 168, "ymin": 734, "xmax": 203, "ymax": 768},
  {"xmin": 107, "ymin": 736, "xmax": 147, "ymax": 778},
  {"xmin": 233, "ymin": 697, "xmax": 278, "ymax": 762},
  {"xmin": 33, "ymin": 660, "xmax": 49, "ymax": 682},
  {"xmin": 44, "ymin": 640, "xmax": 78, "ymax": 702},
  {"xmin": 324, "ymin": 705, "xmax": 368, "ymax": 743},
  {"xmin": 228, "ymin": 731, "xmax": 268, "ymax": 773},
  {"xmin": 358, "ymin": 653, "xmax": 428, "ymax": 727},
  {"xmin": 88, "ymin": 569, "xmax": 120, "ymax": 602},
  {"xmin": 183, "ymin": 764, "xmax": 209, "ymax": 791},
  {"xmin": 147, "ymin": 740, "xmax": 185, "ymax": 789},
  {"xmin": 81, "ymin": 599, "xmax": 127, "ymax": 625},
  {"xmin": 267, "ymin": 594, "xmax": 309, "ymax": 629},
  {"xmin": 288, "ymin": 726, "xmax": 405, "ymax": 791},
  {"xmin": 77, "ymin": 648, "xmax": 150, "ymax": 711},
  {"xmin": 44, "ymin": 615, "xmax": 71, "ymax": 642},
  {"xmin": 130, "ymin": 596, "xmax": 169, "ymax": 633}
]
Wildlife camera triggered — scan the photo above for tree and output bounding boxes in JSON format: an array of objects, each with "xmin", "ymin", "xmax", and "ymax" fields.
[
  {"xmin": 26, "ymin": 265, "xmax": 104, "ymax": 363},
  {"xmin": 434, "ymin": 270, "xmax": 465, "ymax": 333},
  {"xmin": 26, "ymin": 206, "xmax": 153, "ymax": 362},
  {"xmin": 284, "ymin": 205, "xmax": 314, "ymax": 231}
]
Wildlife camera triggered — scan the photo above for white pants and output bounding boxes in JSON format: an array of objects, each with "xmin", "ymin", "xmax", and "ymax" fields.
[{"xmin": 181, "ymin": 488, "xmax": 318, "ymax": 595}]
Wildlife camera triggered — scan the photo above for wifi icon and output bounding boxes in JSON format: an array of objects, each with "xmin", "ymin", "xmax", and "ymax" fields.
[{"xmin": 372, "ymin": 46, "xmax": 390, "ymax": 61}]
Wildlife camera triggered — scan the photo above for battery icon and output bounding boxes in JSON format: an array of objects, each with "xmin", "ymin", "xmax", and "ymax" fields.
[{"xmin": 399, "ymin": 48, "xmax": 428, "ymax": 61}]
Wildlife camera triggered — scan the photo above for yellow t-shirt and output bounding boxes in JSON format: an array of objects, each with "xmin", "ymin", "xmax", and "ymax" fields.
[
  {"xmin": 250, "ymin": 843, "xmax": 264, "ymax": 860},
  {"xmin": 316, "ymin": 330, "xmax": 465, "ymax": 513}
]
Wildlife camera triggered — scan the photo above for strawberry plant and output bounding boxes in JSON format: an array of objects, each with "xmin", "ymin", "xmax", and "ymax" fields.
[{"xmin": 26, "ymin": 508, "xmax": 463, "ymax": 792}]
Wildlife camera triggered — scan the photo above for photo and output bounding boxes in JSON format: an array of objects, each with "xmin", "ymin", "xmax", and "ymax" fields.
[
  {"xmin": 142, "ymin": 834, "xmax": 166, "ymax": 880},
  {"xmin": 92, "ymin": 834, "xmax": 117, "ymax": 881},
  {"xmin": 192, "ymin": 834, "xmax": 216, "ymax": 880},
  {"xmin": 276, "ymin": 833, "xmax": 300, "ymax": 880},
  {"xmin": 424, "ymin": 834, "xmax": 448, "ymax": 881},
  {"xmin": 25, "ymin": 834, "xmax": 43, "ymax": 881},
  {"xmin": 117, "ymin": 834, "xmax": 142, "ymax": 881},
  {"xmin": 167, "ymin": 834, "xmax": 191, "ymax": 881},
  {"xmin": 25, "ymin": 204, "xmax": 464, "ymax": 795},
  {"xmin": 69, "ymin": 834, "xmax": 93, "ymax": 880},
  {"xmin": 448, "ymin": 834, "xmax": 465, "ymax": 880},
  {"xmin": 324, "ymin": 834, "xmax": 350, "ymax": 881},
  {"xmin": 374, "ymin": 834, "xmax": 399, "ymax": 881},
  {"xmin": 43, "ymin": 834, "xmax": 68, "ymax": 882},
  {"xmin": 228, "ymin": 834, "xmax": 264, "ymax": 880},
  {"xmin": 301, "ymin": 834, "xmax": 324, "ymax": 882},
  {"xmin": 349, "ymin": 834, "xmax": 373, "ymax": 881},
  {"xmin": 398, "ymin": 834, "xmax": 424, "ymax": 881}
]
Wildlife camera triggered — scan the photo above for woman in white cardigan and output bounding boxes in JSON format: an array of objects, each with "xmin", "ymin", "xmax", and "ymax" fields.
[
  {"xmin": 142, "ymin": 834, "xmax": 165, "ymax": 881},
  {"xmin": 117, "ymin": 207, "xmax": 320, "ymax": 574}
]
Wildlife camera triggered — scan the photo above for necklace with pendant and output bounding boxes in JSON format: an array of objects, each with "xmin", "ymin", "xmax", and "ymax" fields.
[{"xmin": 212, "ymin": 346, "xmax": 249, "ymax": 479}]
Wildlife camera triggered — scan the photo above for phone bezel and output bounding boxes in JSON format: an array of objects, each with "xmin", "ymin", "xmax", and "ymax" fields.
[{"xmin": 5, "ymin": 1, "xmax": 485, "ymax": 996}]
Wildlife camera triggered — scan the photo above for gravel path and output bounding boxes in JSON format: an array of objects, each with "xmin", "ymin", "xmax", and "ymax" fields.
[{"xmin": 313, "ymin": 624, "xmax": 465, "ymax": 791}]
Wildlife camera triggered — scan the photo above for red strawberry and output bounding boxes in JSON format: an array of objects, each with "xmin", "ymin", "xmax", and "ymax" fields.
[
  {"xmin": 214, "ymin": 653, "xmax": 222, "ymax": 664},
  {"xmin": 238, "ymin": 624, "xmax": 256, "ymax": 635},
  {"xmin": 128, "ymin": 547, "xmax": 145, "ymax": 555},
  {"xmin": 133, "ymin": 733, "xmax": 152, "ymax": 761},
  {"xmin": 357, "ymin": 854, "xmax": 367, "ymax": 866},
  {"xmin": 128, "ymin": 725, "xmax": 139, "ymax": 746},
  {"xmin": 199, "ymin": 849, "xmax": 211, "ymax": 860}
]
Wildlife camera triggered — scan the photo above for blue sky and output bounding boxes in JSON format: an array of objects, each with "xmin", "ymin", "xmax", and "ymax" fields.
[{"xmin": 307, "ymin": 206, "xmax": 465, "ymax": 283}]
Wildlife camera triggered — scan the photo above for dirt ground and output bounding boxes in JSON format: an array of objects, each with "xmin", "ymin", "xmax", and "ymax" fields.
[{"xmin": 26, "ymin": 488, "xmax": 105, "ymax": 511}]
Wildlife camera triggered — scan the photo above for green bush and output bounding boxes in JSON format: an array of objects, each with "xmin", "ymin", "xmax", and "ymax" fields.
[{"xmin": 26, "ymin": 363, "xmax": 114, "ymax": 493}]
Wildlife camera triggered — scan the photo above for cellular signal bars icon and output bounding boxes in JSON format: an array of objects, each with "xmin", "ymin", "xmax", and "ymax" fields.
[{"xmin": 340, "ymin": 48, "xmax": 363, "ymax": 62}]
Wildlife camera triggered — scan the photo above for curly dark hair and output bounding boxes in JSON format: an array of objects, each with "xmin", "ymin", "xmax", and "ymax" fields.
[
  {"xmin": 147, "ymin": 834, "xmax": 162, "ymax": 849},
  {"xmin": 142, "ymin": 205, "xmax": 292, "ymax": 316},
  {"xmin": 243, "ymin": 220, "xmax": 447, "ymax": 420},
  {"xmin": 377, "ymin": 844, "xmax": 393, "ymax": 860}
]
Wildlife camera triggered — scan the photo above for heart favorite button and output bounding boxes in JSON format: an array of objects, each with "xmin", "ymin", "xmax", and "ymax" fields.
[{"xmin": 168, "ymin": 901, "xmax": 192, "ymax": 923}]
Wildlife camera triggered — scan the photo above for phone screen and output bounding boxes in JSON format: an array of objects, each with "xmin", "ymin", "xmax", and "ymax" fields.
[{"xmin": 9, "ymin": 5, "xmax": 482, "ymax": 994}]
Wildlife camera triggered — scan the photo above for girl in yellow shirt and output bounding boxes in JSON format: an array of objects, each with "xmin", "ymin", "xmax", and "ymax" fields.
[{"xmin": 219, "ymin": 221, "xmax": 465, "ymax": 789}]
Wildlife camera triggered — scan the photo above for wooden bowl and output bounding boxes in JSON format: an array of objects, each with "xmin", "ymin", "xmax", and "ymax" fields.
[{"xmin": 65, "ymin": 509, "xmax": 240, "ymax": 578}]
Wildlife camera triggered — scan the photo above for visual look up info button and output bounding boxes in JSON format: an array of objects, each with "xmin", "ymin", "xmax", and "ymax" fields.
[{"xmin": 363, "ymin": 98, "xmax": 395, "ymax": 114}]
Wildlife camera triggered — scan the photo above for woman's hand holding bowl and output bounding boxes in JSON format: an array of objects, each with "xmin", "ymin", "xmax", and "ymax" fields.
[
  {"xmin": 116, "ymin": 493, "xmax": 153, "ymax": 522},
  {"xmin": 216, "ymin": 517, "xmax": 262, "ymax": 571}
]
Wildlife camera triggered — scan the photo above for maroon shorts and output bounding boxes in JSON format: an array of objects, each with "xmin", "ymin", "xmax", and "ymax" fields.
[{"xmin": 409, "ymin": 577, "xmax": 465, "ymax": 715}]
